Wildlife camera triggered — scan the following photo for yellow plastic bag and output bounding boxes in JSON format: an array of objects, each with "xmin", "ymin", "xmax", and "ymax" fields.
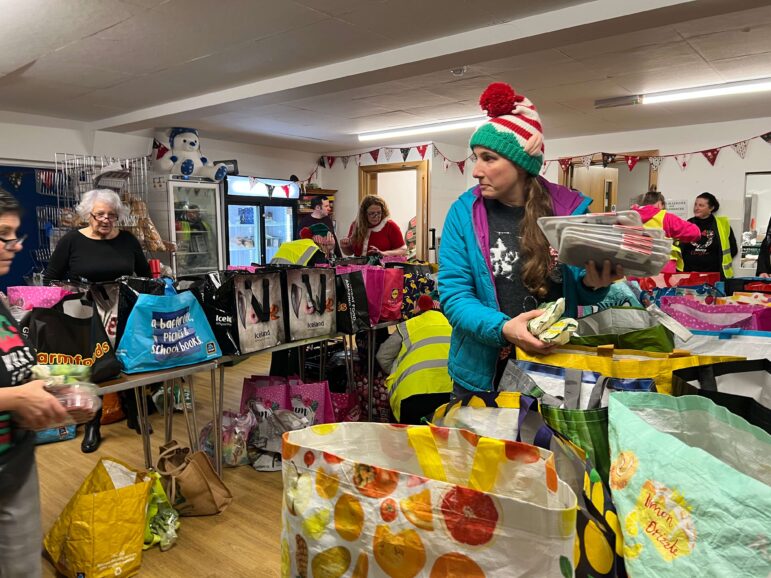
[
  {"xmin": 516, "ymin": 344, "xmax": 742, "ymax": 394},
  {"xmin": 44, "ymin": 458, "xmax": 152, "ymax": 578}
]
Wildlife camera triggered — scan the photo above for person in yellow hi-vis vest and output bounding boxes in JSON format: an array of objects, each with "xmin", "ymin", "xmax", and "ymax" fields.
[
  {"xmin": 681, "ymin": 192, "xmax": 738, "ymax": 279},
  {"xmin": 376, "ymin": 295, "xmax": 452, "ymax": 424},
  {"xmin": 632, "ymin": 191, "xmax": 701, "ymax": 273},
  {"xmin": 270, "ymin": 238, "xmax": 321, "ymax": 266}
]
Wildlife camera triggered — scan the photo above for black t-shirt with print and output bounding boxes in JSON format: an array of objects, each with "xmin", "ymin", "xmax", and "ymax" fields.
[
  {"xmin": 0, "ymin": 302, "xmax": 37, "ymax": 460},
  {"xmin": 681, "ymin": 215, "xmax": 721, "ymax": 273},
  {"xmin": 484, "ymin": 199, "xmax": 561, "ymax": 319}
]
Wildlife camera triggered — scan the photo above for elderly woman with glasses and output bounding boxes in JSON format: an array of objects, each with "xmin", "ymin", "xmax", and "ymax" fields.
[
  {"xmin": 44, "ymin": 189, "xmax": 150, "ymax": 453},
  {"xmin": 340, "ymin": 195, "xmax": 407, "ymax": 257}
]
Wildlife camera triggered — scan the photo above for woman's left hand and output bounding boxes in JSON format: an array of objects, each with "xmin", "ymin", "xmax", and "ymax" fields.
[{"xmin": 583, "ymin": 259, "xmax": 624, "ymax": 290}]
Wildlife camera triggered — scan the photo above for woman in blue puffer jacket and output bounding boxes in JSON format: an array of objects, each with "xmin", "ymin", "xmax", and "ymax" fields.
[{"xmin": 439, "ymin": 83, "xmax": 623, "ymax": 394}]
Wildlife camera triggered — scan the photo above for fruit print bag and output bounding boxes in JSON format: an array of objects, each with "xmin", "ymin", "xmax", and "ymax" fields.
[
  {"xmin": 281, "ymin": 422, "xmax": 578, "ymax": 578},
  {"xmin": 608, "ymin": 392, "xmax": 771, "ymax": 578}
]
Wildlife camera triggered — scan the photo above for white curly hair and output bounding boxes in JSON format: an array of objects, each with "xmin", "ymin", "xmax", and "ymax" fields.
[{"xmin": 75, "ymin": 189, "xmax": 129, "ymax": 222}]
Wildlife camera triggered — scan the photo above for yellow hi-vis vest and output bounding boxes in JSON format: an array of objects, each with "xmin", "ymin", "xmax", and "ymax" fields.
[
  {"xmin": 385, "ymin": 310, "xmax": 452, "ymax": 422},
  {"xmin": 715, "ymin": 216, "xmax": 734, "ymax": 278},
  {"xmin": 643, "ymin": 209, "xmax": 684, "ymax": 270},
  {"xmin": 270, "ymin": 239, "xmax": 319, "ymax": 266}
]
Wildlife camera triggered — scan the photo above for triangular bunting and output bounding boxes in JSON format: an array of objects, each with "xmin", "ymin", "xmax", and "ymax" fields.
[
  {"xmin": 443, "ymin": 158, "xmax": 451, "ymax": 172},
  {"xmin": 356, "ymin": 154, "xmax": 362, "ymax": 165},
  {"xmin": 433, "ymin": 145, "xmax": 442, "ymax": 159},
  {"xmin": 317, "ymin": 156, "xmax": 326, "ymax": 168},
  {"xmin": 558, "ymin": 158, "xmax": 572, "ymax": 173},
  {"xmin": 265, "ymin": 184, "xmax": 275, "ymax": 198},
  {"xmin": 400, "ymin": 148, "xmax": 411, "ymax": 162},
  {"xmin": 282, "ymin": 185, "xmax": 291, "ymax": 198},
  {"xmin": 325, "ymin": 156, "xmax": 336, "ymax": 169},
  {"xmin": 152, "ymin": 139, "xmax": 169, "ymax": 160},
  {"xmin": 701, "ymin": 148, "xmax": 719, "ymax": 166},
  {"xmin": 649, "ymin": 156, "xmax": 663, "ymax": 171},
  {"xmin": 457, "ymin": 161, "xmax": 465, "ymax": 175},
  {"xmin": 248, "ymin": 176, "xmax": 257, "ymax": 189},
  {"xmin": 731, "ymin": 140, "xmax": 749, "ymax": 159},
  {"xmin": 541, "ymin": 160, "xmax": 551, "ymax": 175},
  {"xmin": 370, "ymin": 149, "xmax": 379, "ymax": 163},
  {"xmin": 601, "ymin": 153, "xmax": 616, "ymax": 168},
  {"xmin": 674, "ymin": 154, "xmax": 690, "ymax": 171},
  {"xmin": 581, "ymin": 155, "xmax": 593, "ymax": 169},
  {"xmin": 626, "ymin": 156, "xmax": 640, "ymax": 172},
  {"xmin": 341, "ymin": 156, "xmax": 350, "ymax": 169},
  {"xmin": 761, "ymin": 132, "xmax": 771, "ymax": 144},
  {"xmin": 383, "ymin": 148, "xmax": 394, "ymax": 162}
]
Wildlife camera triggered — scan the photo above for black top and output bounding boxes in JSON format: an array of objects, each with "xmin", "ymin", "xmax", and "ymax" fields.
[
  {"xmin": 681, "ymin": 215, "xmax": 738, "ymax": 275},
  {"xmin": 485, "ymin": 199, "xmax": 561, "ymax": 319},
  {"xmin": 757, "ymin": 216, "xmax": 771, "ymax": 276},
  {"xmin": 297, "ymin": 214, "xmax": 342, "ymax": 257},
  {"xmin": 44, "ymin": 229, "xmax": 151, "ymax": 283}
]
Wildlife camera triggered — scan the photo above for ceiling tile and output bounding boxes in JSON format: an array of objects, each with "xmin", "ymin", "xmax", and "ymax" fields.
[
  {"xmin": 350, "ymin": 110, "xmax": 425, "ymax": 132},
  {"xmin": 18, "ymin": 55, "xmax": 134, "ymax": 90},
  {"xmin": 0, "ymin": 78, "xmax": 95, "ymax": 117},
  {"xmin": 289, "ymin": 93, "xmax": 392, "ymax": 117},
  {"xmin": 462, "ymin": 0, "xmax": 594, "ymax": 24},
  {"xmin": 403, "ymin": 100, "xmax": 478, "ymax": 120},
  {"xmin": 571, "ymin": 41, "xmax": 704, "ymax": 78},
  {"xmin": 686, "ymin": 24, "xmax": 771, "ymax": 61},
  {"xmin": 421, "ymin": 76, "xmax": 498, "ymax": 101},
  {"xmin": 611, "ymin": 62, "xmax": 723, "ymax": 94},
  {"xmin": 472, "ymin": 49, "xmax": 574, "ymax": 75},
  {"xmin": 65, "ymin": 75, "xmax": 194, "ymax": 111},
  {"xmin": 711, "ymin": 52, "xmax": 771, "ymax": 81},
  {"xmin": 674, "ymin": 5, "xmax": 771, "ymax": 38},
  {"xmin": 289, "ymin": 0, "xmax": 388, "ymax": 17},
  {"xmin": 558, "ymin": 26, "xmax": 682, "ymax": 59},
  {"xmin": 353, "ymin": 89, "xmax": 456, "ymax": 110},
  {"xmin": 495, "ymin": 61, "xmax": 607, "ymax": 92}
]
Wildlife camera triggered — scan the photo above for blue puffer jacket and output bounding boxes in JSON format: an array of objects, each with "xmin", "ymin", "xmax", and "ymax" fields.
[{"xmin": 438, "ymin": 184, "xmax": 608, "ymax": 392}]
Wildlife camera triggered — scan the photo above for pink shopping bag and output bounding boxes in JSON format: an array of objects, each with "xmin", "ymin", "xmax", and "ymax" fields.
[
  {"xmin": 380, "ymin": 267, "xmax": 404, "ymax": 322},
  {"xmin": 7, "ymin": 286, "xmax": 74, "ymax": 310},
  {"xmin": 660, "ymin": 296, "xmax": 771, "ymax": 331},
  {"xmin": 289, "ymin": 381, "xmax": 335, "ymax": 424}
]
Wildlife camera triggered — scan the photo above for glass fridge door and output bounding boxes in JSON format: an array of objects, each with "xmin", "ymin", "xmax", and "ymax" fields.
[
  {"xmin": 171, "ymin": 182, "xmax": 222, "ymax": 276},
  {"xmin": 228, "ymin": 204, "xmax": 261, "ymax": 266},
  {"xmin": 264, "ymin": 205, "xmax": 294, "ymax": 264}
]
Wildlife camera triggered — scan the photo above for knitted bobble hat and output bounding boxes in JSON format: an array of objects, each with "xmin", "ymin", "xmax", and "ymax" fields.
[{"xmin": 469, "ymin": 82, "xmax": 544, "ymax": 175}]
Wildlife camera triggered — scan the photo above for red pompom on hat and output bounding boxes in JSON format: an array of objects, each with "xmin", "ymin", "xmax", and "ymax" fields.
[
  {"xmin": 416, "ymin": 294, "xmax": 436, "ymax": 313},
  {"xmin": 479, "ymin": 82, "xmax": 524, "ymax": 117},
  {"xmin": 299, "ymin": 227, "xmax": 313, "ymax": 240}
]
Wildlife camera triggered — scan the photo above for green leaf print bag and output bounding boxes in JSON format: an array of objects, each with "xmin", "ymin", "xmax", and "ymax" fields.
[{"xmin": 608, "ymin": 392, "xmax": 771, "ymax": 577}]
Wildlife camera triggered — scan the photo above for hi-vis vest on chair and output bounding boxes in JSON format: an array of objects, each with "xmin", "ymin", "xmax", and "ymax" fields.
[
  {"xmin": 715, "ymin": 215, "xmax": 734, "ymax": 278},
  {"xmin": 643, "ymin": 210, "xmax": 684, "ymax": 270},
  {"xmin": 385, "ymin": 310, "xmax": 452, "ymax": 421},
  {"xmin": 270, "ymin": 239, "xmax": 319, "ymax": 266}
]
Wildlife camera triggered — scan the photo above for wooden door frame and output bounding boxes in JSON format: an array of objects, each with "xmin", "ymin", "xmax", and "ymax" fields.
[
  {"xmin": 358, "ymin": 160, "xmax": 430, "ymax": 260},
  {"xmin": 558, "ymin": 149, "xmax": 660, "ymax": 193}
]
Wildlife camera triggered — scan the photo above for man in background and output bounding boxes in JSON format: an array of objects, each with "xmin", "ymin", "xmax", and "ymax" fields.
[{"xmin": 298, "ymin": 195, "xmax": 340, "ymax": 258}]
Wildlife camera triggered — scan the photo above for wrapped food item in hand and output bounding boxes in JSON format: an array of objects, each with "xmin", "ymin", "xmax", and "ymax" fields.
[
  {"xmin": 44, "ymin": 382, "xmax": 102, "ymax": 425},
  {"xmin": 538, "ymin": 317, "xmax": 578, "ymax": 345},
  {"xmin": 32, "ymin": 364, "xmax": 91, "ymax": 384},
  {"xmin": 527, "ymin": 297, "xmax": 566, "ymax": 336}
]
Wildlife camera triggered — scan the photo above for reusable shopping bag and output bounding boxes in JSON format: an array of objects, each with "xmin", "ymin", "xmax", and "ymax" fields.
[
  {"xmin": 116, "ymin": 290, "xmax": 221, "ymax": 373},
  {"xmin": 20, "ymin": 295, "xmax": 122, "ymax": 383},
  {"xmin": 335, "ymin": 269, "xmax": 371, "ymax": 334},
  {"xmin": 638, "ymin": 283, "xmax": 725, "ymax": 308},
  {"xmin": 516, "ymin": 344, "xmax": 742, "ymax": 395},
  {"xmin": 176, "ymin": 270, "xmax": 285, "ymax": 355},
  {"xmin": 281, "ymin": 422, "xmax": 578, "ymax": 578},
  {"xmin": 44, "ymin": 458, "xmax": 152, "ymax": 578},
  {"xmin": 200, "ymin": 410, "xmax": 257, "ymax": 467},
  {"xmin": 674, "ymin": 327, "xmax": 771, "ymax": 360},
  {"xmin": 725, "ymin": 276, "xmax": 771, "ymax": 296},
  {"xmin": 239, "ymin": 376, "xmax": 334, "ymax": 424},
  {"xmin": 608, "ymin": 392, "xmax": 771, "ymax": 578},
  {"xmin": 91, "ymin": 277, "xmax": 166, "ymax": 346},
  {"xmin": 660, "ymin": 295, "xmax": 771, "ymax": 331},
  {"xmin": 6, "ymin": 285, "xmax": 73, "ymax": 309},
  {"xmin": 284, "ymin": 267, "xmax": 336, "ymax": 340},
  {"xmin": 672, "ymin": 358, "xmax": 771, "ymax": 432},
  {"xmin": 431, "ymin": 391, "xmax": 626, "ymax": 578},
  {"xmin": 379, "ymin": 266, "xmax": 404, "ymax": 322},
  {"xmin": 570, "ymin": 307, "xmax": 674, "ymax": 352},
  {"xmin": 156, "ymin": 440, "xmax": 232, "ymax": 516},
  {"xmin": 634, "ymin": 272, "xmax": 721, "ymax": 290},
  {"xmin": 398, "ymin": 269, "xmax": 435, "ymax": 320}
]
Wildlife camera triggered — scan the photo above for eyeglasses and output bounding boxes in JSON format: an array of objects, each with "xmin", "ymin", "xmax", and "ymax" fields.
[
  {"xmin": 366, "ymin": 211, "xmax": 383, "ymax": 217},
  {"xmin": 91, "ymin": 212, "xmax": 119, "ymax": 222},
  {"xmin": 0, "ymin": 234, "xmax": 27, "ymax": 250}
]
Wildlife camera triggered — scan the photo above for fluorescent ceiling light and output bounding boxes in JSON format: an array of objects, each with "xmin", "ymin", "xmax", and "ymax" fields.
[
  {"xmin": 357, "ymin": 115, "xmax": 486, "ymax": 142},
  {"xmin": 641, "ymin": 77, "xmax": 771, "ymax": 105}
]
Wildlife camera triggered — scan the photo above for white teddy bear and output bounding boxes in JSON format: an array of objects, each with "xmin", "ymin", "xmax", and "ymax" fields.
[{"xmin": 152, "ymin": 127, "xmax": 228, "ymax": 182}]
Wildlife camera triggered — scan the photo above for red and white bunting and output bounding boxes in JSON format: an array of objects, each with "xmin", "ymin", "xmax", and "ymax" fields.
[
  {"xmin": 731, "ymin": 140, "xmax": 749, "ymax": 159},
  {"xmin": 581, "ymin": 155, "xmax": 593, "ymax": 169},
  {"xmin": 457, "ymin": 160, "xmax": 465, "ymax": 174},
  {"xmin": 541, "ymin": 160, "xmax": 551, "ymax": 175},
  {"xmin": 558, "ymin": 158, "xmax": 572, "ymax": 172},
  {"xmin": 341, "ymin": 156, "xmax": 350, "ymax": 169},
  {"xmin": 370, "ymin": 149, "xmax": 380, "ymax": 163},
  {"xmin": 281, "ymin": 185, "xmax": 291, "ymax": 198},
  {"xmin": 701, "ymin": 148, "xmax": 720, "ymax": 166},
  {"xmin": 433, "ymin": 145, "xmax": 442, "ymax": 159},
  {"xmin": 649, "ymin": 156, "xmax": 663, "ymax": 171},
  {"xmin": 325, "ymin": 156, "xmax": 336, "ymax": 169},
  {"xmin": 356, "ymin": 154, "xmax": 363, "ymax": 165},
  {"xmin": 443, "ymin": 158, "xmax": 451, "ymax": 172},
  {"xmin": 416, "ymin": 144, "xmax": 428, "ymax": 159},
  {"xmin": 383, "ymin": 148, "xmax": 394, "ymax": 162},
  {"xmin": 626, "ymin": 155, "xmax": 640, "ymax": 172},
  {"xmin": 674, "ymin": 154, "xmax": 690, "ymax": 171}
]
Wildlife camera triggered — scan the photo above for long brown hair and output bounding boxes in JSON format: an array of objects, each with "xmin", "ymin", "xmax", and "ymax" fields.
[
  {"xmin": 351, "ymin": 195, "xmax": 389, "ymax": 247},
  {"xmin": 519, "ymin": 175, "xmax": 554, "ymax": 298}
]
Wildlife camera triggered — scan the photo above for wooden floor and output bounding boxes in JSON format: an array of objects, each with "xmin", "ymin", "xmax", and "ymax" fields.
[{"xmin": 38, "ymin": 354, "xmax": 283, "ymax": 578}]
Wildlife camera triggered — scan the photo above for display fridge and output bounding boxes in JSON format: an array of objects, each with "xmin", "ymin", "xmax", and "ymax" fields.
[
  {"xmin": 224, "ymin": 175, "xmax": 300, "ymax": 266},
  {"xmin": 167, "ymin": 179, "xmax": 225, "ymax": 276}
]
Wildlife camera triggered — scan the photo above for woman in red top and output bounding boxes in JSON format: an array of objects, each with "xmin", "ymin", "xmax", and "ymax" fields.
[{"xmin": 340, "ymin": 195, "xmax": 407, "ymax": 257}]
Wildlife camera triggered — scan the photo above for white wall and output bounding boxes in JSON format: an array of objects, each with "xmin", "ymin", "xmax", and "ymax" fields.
[
  {"xmin": 430, "ymin": 142, "xmax": 472, "ymax": 242},
  {"xmin": 616, "ymin": 160, "xmax": 651, "ymax": 210},
  {"xmin": 377, "ymin": 170, "xmax": 417, "ymax": 235}
]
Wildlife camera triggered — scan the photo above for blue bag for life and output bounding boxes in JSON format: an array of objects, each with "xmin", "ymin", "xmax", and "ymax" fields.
[{"xmin": 116, "ymin": 289, "xmax": 221, "ymax": 373}]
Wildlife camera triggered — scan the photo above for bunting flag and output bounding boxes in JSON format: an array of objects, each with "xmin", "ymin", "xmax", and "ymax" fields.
[
  {"xmin": 370, "ymin": 149, "xmax": 380, "ymax": 163},
  {"xmin": 248, "ymin": 176, "xmax": 257, "ymax": 189},
  {"xmin": 601, "ymin": 153, "xmax": 616, "ymax": 168},
  {"xmin": 674, "ymin": 154, "xmax": 690, "ymax": 171},
  {"xmin": 383, "ymin": 148, "xmax": 394, "ymax": 162},
  {"xmin": 731, "ymin": 140, "xmax": 749, "ymax": 159},
  {"xmin": 265, "ymin": 184, "xmax": 275, "ymax": 198},
  {"xmin": 581, "ymin": 155, "xmax": 593, "ymax": 169},
  {"xmin": 152, "ymin": 139, "xmax": 169, "ymax": 160},
  {"xmin": 469, "ymin": 152, "xmax": 478, "ymax": 163},
  {"xmin": 558, "ymin": 158, "xmax": 572, "ymax": 173},
  {"xmin": 317, "ymin": 156, "xmax": 326, "ymax": 168},
  {"xmin": 356, "ymin": 154, "xmax": 363, "ymax": 166},
  {"xmin": 400, "ymin": 147, "xmax": 411, "ymax": 162},
  {"xmin": 649, "ymin": 156, "xmax": 663, "ymax": 171},
  {"xmin": 281, "ymin": 185, "xmax": 291, "ymax": 198},
  {"xmin": 626, "ymin": 156, "xmax": 640, "ymax": 172},
  {"xmin": 325, "ymin": 156, "xmax": 336, "ymax": 169},
  {"xmin": 541, "ymin": 160, "xmax": 551, "ymax": 175},
  {"xmin": 341, "ymin": 156, "xmax": 350, "ymax": 169},
  {"xmin": 457, "ymin": 161, "xmax": 465, "ymax": 175},
  {"xmin": 433, "ymin": 145, "xmax": 442, "ymax": 159},
  {"xmin": 443, "ymin": 158, "xmax": 452, "ymax": 172},
  {"xmin": 761, "ymin": 132, "xmax": 771, "ymax": 144},
  {"xmin": 417, "ymin": 144, "xmax": 428, "ymax": 159},
  {"xmin": 701, "ymin": 148, "xmax": 719, "ymax": 166}
]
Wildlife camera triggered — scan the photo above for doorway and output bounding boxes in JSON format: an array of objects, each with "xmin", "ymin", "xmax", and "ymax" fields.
[{"xmin": 359, "ymin": 160, "xmax": 429, "ymax": 259}]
